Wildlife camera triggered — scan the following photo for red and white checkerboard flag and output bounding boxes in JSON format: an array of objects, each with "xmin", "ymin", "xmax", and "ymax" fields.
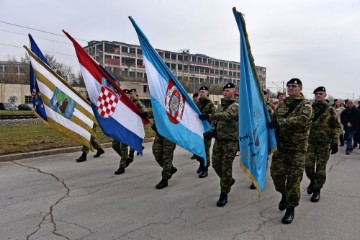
[{"xmin": 96, "ymin": 86, "xmax": 119, "ymax": 118}]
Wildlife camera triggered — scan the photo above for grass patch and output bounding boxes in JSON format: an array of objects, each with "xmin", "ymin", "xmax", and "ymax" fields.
[
  {"xmin": 0, "ymin": 121, "xmax": 156, "ymax": 155},
  {"xmin": 0, "ymin": 110, "xmax": 34, "ymax": 115}
]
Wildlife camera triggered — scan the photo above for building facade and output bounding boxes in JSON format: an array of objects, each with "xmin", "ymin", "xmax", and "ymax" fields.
[{"xmin": 84, "ymin": 41, "xmax": 267, "ymax": 91}]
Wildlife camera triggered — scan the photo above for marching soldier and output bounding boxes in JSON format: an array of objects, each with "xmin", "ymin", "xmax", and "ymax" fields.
[
  {"xmin": 305, "ymin": 86, "xmax": 340, "ymax": 202},
  {"xmin": 268, "ymin": 78, "xmax": 312, "ymax": 224}
]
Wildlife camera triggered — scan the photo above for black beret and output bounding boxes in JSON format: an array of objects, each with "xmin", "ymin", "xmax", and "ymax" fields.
[
  {"xmin": 313, "ymin": 86, "xmax": 326, "ymax": 94},
  {"xmin": 223, "ymin": 82, "xmax": 235, "ymax": 90},
  {"xmin": 286, "ymin": 78, "xmax": 302, "ymax": 86},
  {"xmin": 193, "ymin": 93, "xmax": 199, "ymax": 98},
  {"xmin": 130, "ymin": 88, "xmax": 137, "ymax": 92},
  {"xmin": 199, "ymin": 86, "xmax": 208, "ymax": 91},
  {"xmin": 123, "ymin": 89, "xmax": 131, "ymax": 94}
]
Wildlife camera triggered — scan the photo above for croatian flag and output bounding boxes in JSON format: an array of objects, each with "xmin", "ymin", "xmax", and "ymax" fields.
[
  {"xmin": 233, "ymin": 8, "xmax": 277, "ymax": 193},
  {"xmin": 129, "ymin": 17, "xmax": 211, "ymax": 163},
  {"xmin": 64, "ymin": 31, "xmax": 149, "ymax": 154}
]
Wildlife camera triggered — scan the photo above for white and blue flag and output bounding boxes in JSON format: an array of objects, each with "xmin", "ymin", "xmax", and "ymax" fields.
[
  {"xmin": 129, "ymin": 17, "xmax": 211, "ymax": 164},
  {"xmin": 233, "ymin": 8, "xmax": 277, "ymax": 193}
]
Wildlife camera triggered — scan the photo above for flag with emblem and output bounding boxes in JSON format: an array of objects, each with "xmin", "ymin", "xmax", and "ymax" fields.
[
  {"xmin": 64, "ymin": 31, "xmax": 149, "ymax": 154},
  {"xmin": 29, "ymin": 34, "xmax": 48, "ymax": 122},
  {"xmin": 24, "ymin": 46, "xmax": 96, "ymax": 150},
  {"xmin": 129, "ymin": 17, "xmax": 211, "ymax": 163},
  {"xmin": 233, "ymin": 8, "xmax": 277, "ymax": 193}
]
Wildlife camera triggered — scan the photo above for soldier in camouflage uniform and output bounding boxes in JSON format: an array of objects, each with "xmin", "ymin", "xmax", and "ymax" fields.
[
  {"xmin": 114, "ymin": 89, "xmax": 148, "ymax": 175},
  {"xmin": 196, "ymin": 86, "xmax": 215, "ymax": 178},
  {"xmin": 305, "ymin": 86, "xmax": 340, "ymax": 202},
  {"xmin": 269, "ymin": 78, "xmax": 312, "ymax": 224},
  {"xmin": 151, "ymin": 121, "xmax": 177, "ymax": 189},
  {"xmin": 211, "ymin": 83, "xmax": 238, "ymax": 207}
]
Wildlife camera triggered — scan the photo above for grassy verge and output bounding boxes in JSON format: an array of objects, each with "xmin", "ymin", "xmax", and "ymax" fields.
[
  {"xmin": 0, "ymin": 110, "xmax": 34, "ymax": 115},
  {"xmin": 0, "ymin": 121, "xmax": 156, "ymax": 155}
]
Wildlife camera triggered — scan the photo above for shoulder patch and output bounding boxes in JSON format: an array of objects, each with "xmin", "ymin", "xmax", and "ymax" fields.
[{"xmin": 305, "ymin": 104, "xmax": 312, "ymax": 108}]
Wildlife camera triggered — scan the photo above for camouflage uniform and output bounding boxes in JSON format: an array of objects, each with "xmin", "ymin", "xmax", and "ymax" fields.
[
  {"xmin": 112, "ymin": 140, "xmax": 129, "ymax": 168},
  {"xmin": 196, "ymin": 97, "xmax": 216, "ymax": 167},
  {"xmin": 212, "ymin": 98, "xmax": 239, "ymax": 194},
  {"xmin": 266, "ymin": 100, "xmax": 276, "ymax": 121},
  {"xmin": 305, "ymin": 101, "xmax": 340, "ymax": 190},
  {"xmin": 128, "ymin": 96, "xmax": 147, "ymax": 158},
  {"xmin": 152, "ymin": 130, "xmax": 176, "ymax": 180},
  {"xmin": 81, "ymin": 135, "xmax": 101, "ymax": 153},
  {"xmin": 270, "ymin": 95, "xmax": 312, "ymax": 208}
]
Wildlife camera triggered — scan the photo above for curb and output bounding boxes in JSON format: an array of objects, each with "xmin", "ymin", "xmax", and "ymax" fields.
[{"xmin": 0, "ymin": 138, "xmax": 154, "ymax": 162}]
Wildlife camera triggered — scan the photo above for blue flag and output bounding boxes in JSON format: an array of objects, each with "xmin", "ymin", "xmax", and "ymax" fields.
[
  {"xmin": 233, "ymin": 8, "xmax": 277, "ymax": 193},
  {"xmin": 129, "ymin": 17, "xmax": 211, "ymax": 164},
  {"xmin": 29, "ymin": 34, "xmax": 48, "ymax": 121}
]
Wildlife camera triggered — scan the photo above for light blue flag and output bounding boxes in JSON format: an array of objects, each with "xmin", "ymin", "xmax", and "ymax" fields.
[
  {"xmin": 129, "ymin": 16, "xmax": 211, "ymax": 164},
  {"xmin": 233, "ymin": 8, "xmax": 277, "ymax": 193}
]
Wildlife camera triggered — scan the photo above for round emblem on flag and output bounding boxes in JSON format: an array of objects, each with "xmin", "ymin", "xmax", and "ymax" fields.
[
  {"xmin": 96, "ymin": 86, "xmax": 119, "ymax": 118},
  {"xmin": 165, "ymin": 79, "xmax": 185, "ymax": 124}
]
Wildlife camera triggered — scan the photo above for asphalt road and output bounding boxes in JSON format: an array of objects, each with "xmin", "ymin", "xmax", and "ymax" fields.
[{"xmin": 0, "ymin": 143, "xmax": 359, "ymax": 240}]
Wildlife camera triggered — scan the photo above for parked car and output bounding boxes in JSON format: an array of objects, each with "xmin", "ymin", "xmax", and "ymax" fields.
[
  {"xmin": 0, "ymin": 102, "xmax": 17, "ymax": 110},
  {"xmin": 17, "ymin": 103, "xmax": 34, "ymax": 111}
]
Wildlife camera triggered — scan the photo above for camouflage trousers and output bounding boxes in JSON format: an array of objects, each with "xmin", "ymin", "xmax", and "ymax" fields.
[
  {"xmin": 197, "ymin": 138, "xmax": 212, "ymax": 168},
  {"xmin": 212, "ymin": 139, "xmax": 238, "ymax": 194},
  {"xmin": 81, "ymin": 136, "xmax": 101, "ymax": 154},
  {"xmin": 270, "ymin": 150, "xmax": 305, "ymax": 208},
  {"xmin": 305, "ymin": 144, "xmax": 330, "ymax": 190},
  {"xmin": 112, "ymin": 139, "xmax": 129, "ymax": 168},
  {"xmin": 152, "ymin": 133, "xmax": 176, "ymax": 180}
]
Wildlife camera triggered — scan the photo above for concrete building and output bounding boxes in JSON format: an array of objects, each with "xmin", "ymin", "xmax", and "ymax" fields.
[{"xmin": 84, "ymin": 41, "xmax": 267, "ymax": 92}]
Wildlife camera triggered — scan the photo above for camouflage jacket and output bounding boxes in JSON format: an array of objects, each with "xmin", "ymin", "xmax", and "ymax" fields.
[
  {"xmin": 212, "ymin": 98, "xmax": 238, "ymax": 141},
  {"xmin": 131, "ymin": 96, "xmax": 147, "ymax": 113},
  {"xmin": 274, "ymin": 94, "xmax": 312, "ymax": 151},
  {"xmin": 266, "ymin": 100, "xmax": 276, "ymax": 121},
  {"xmin": 309, "ymin": 101, "xmax": 340, "ymax": 144},
  {"xmin": 196, "ymin": 97, "xmax": 216, "ymax": 120}
]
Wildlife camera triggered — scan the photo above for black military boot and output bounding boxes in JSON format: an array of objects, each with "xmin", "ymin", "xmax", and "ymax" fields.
[
  {"xmin": 169, "ymin": 167, "xmax": 177, "ymax": 179},
  {"xmin": 114, "ymin": 167, "xmax": 125, "ymax": 175},
  {"xmin": 250, "ymin": 183, "xmax": 256, "ymax": 190},
  {"xmin": 311, "ymin": 188, "xmax": 321, "ymax": 202},
  {"xmin": 76, "ymin": 152, "xmax": 87, "ymax": 162},
  {"xmin": 307, "ymin": 182, "xmax": 314, "ymax": 194},
  {"xmin": 155, "ymin": 179, "xmax": 168, "ymax": 189},
  {"xmin": 199, "ymin": 167, "xmax": 208, "ymax": 178},
  {"xmin": 125, "ymin": 156, "xmax": 134, "ymax": 168},
  {"xmin": 93, "ymin": 148, "xmax": 105, "ymax": 158},
  {"xmin": 191, "ymin": 154, "xmax": 197, "ymax": 160},
  {"xmin": 216, "ymin": 193, "xmax": 228, "ymax": 207},
  {"xmin": 281, "ymin": 207, "xmax": 295, "ymax": 224},
  {"xmin": 279, "ymin": 195, "xmax": 287, "ymax": 211}
]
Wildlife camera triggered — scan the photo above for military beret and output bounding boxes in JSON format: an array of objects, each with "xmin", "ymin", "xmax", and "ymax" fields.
[
  {"xmin": 193, "ymin": 93, "xmax": 199, "ymax": 98},
  {"xmin": 199, "ymin": 86, "xmax": 209, "ymax": 91},
  {"xmin": 130, "ymin": 88, "xmax": 137, "ymax": 92},
  {"xmin": 223, "ymin": 82, "xmax": 235, "ymax": 90},
  {"xmin": 286, "ymin": 78, "xmax": 302, "ymax": 86},
  {"xmin": 313, "ymin": 86, "xmax": 326, "ymax": 94},
  {"xmin": 123, "ymin": 89, "xmax": 131, "ymax": 94}
]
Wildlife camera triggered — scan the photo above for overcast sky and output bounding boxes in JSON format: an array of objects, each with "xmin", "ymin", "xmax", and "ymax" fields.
[{"xmin": 1, "ymin": 0, "xmax": 359, "ymax": 100}]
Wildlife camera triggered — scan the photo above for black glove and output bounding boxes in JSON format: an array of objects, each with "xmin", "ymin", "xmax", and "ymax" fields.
[
  {"xmin": 204, "ymin": 131, "xmax": 213, "ymax": 140},
  {"xmin": 199, "ymin": 114, "xmax": 210, "ymax": 121},
  {"xmin": 266, "ymin": 121, "xmax": 277, "ymax": 129},
  {"xmin": 151, "ymin": 124, "xmax": 158, "ymax": 133},
  {"xmin": 139, "ymin": 112, "xmax": 148, "ymax": 119},
  {"xmin": 329, "ymin": 143, "xmax": 338, "ymax": 154}
]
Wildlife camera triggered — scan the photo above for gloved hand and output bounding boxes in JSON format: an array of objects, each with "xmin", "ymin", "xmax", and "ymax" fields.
[
  {"xmin": 329, "ymin": 143, "xmax": 338, "ymax": 154},
  {"xmin": 266, "ymin": 121, "xmax": 278, "ymax": 129},
  {"xmin": 204, "ymin": 131, "xmax": 213, "ymax": 140},
  {"xmin": 139, "ymin": 112, "xmax": 148, "ymax": 119},
  {"xmin": 199, "ymin": 114, "xmax": 210, "ymax": 121}
]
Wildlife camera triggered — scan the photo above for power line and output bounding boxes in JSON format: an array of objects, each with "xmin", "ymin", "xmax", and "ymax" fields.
[
  {"xmin": 0, "ymin": 29, "xmax": 72, "ymax": 45},
  {"xmin": 0, "ymin": 43, "xmax": 76, "ymax": 57},
  {"xmin": 0, "ymin": 20, "xmax": 88, "ymax": 42}
]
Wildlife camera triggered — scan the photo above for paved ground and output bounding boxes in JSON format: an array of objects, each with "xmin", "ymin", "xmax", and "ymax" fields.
[{"xmin": 0, "ymin": 143, "xmax": 359, "ymax": 240}]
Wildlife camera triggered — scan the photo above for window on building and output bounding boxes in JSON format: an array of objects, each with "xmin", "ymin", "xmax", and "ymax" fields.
[
  {"xmin": 171, "ymin": 54, "xmax": 177, "ymax": 60},
  {"xmin": 137, "ymin": 72, "xmax": 143, "ymax": 78},
  {"xmin": 184, "ymin": 55, "xmax": 189, "ymax": 62},
  {"xmin": 171, "ymin": 63, "xmax": 176, "ymax": 70},
  {"xmin": 143, "ymin": 85, "xmax": 148, "ymax": 93},
  {"xmin": 178, "ymin": 55, "xmax": 183, "ymax": 61},
  {"xmin": 165, "ymin": 52, "xmax": 170, "ymax": 59},
  {"xmin": 121, "ymin": 46, "xmax": 128, "ymax": 53},
  {"xmin": 137, "ymin": 48, "xmax": 142, "ymax": 55},
  {"xmin": 137, "ymin": 59, "xmax": 143, "ymax": 66},
  {"xmin": 25, "ymin": 95, "xmax": 32, "ymax": 104},
  {"xmin": 130, "ymin": 48, "xmax": 136, "ymax": 54},
  {"xmin": 129, "ymin": 71, "xmax": 135, "ymax": 77}
]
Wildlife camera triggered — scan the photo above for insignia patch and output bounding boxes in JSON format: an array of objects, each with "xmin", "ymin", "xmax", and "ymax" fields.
[
  {"xmin": 165, "ymin": 79, "xmax": 185, "ymax": 124},
  {"xmin": 49, "ymin": 88, "xmax": 76, "ymax": 119}
]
